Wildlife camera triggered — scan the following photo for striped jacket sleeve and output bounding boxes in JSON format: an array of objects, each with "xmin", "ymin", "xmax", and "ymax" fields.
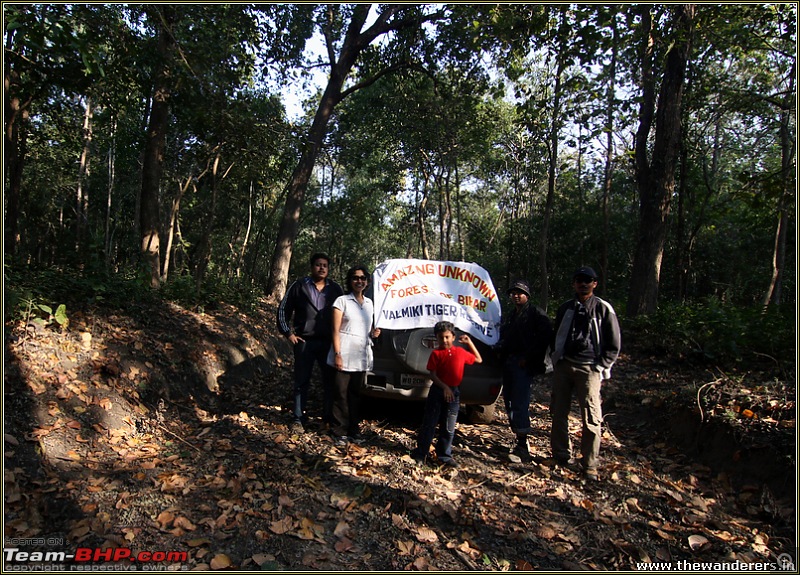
[{"xmin": 277, "ymin": 281, "xmax": 299, "ymax": 336}]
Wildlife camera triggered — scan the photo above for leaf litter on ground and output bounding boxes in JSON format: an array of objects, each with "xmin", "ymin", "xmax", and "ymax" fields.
[{"xmin": 3, "ymin": 299, "xmax": 795, "ymax": 571}]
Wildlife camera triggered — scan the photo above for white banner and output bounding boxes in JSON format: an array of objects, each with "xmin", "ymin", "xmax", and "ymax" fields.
[{"xmin": 372, "ymin": 259, "xmax": 502, "ymax": 345}]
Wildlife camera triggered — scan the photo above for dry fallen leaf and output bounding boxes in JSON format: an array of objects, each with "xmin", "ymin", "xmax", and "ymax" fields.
[
  {"xmin": 155, "ymin": 510, "xmax": 175, "ymax": 528},
  {"xmin": 174, "ymin": 516, "xmax": 196, "ymax": 531},
  {"xmin": 626, "ymin": 498, "xmax": 643, "ymax": 513},
  {"xmin": 656, "ymin": 529, "xmax": 676, "ymax": 541},
  {"xmin": 415, "ymin": 526, "xmax": 439, "ymax": 543},
  {"xmin": 334, "ymin": 537, "xmax": 354, "ymax": 552},
  {"xmin": 186, "ymin": 538, "xmax": 210, "ymax": 547},
  {"xmin": 209, "ymin": 553, "xmax": 232, "ymax": 569},
  {"xmin": 397, "ymin": 540, "xmax": 415, "ymax": 556},
  {"xmin": 27, "ymin": 380, "xmax": 46, "ymax": 394},
  {"xmin": 457, "ymin": 540, "xmax": 481, "ymax": 560},
  {"xmin": 252, "ymin": 553, "xmax": 275, "ymax": 565},
  {"xmin": 330, "ymin": 493, "xmax": 351, "ymax": 510},
  {"xmin": 412, "ymin": 556, "xmax": 429, "ymax": 570},
  {"xmin": 333, "ymin": 520, "xmax": 350, "ymax": 538},
  {"xmin": 688, "ymin": 534, "xmax": 709, "ymax": 551},
  {"xmin": 536, "ymin": 524, "xmax": 558, "ymax": 540},
  {"xmin": 269, "ymin": 516, "xmax": 293, "ymax": 535}
]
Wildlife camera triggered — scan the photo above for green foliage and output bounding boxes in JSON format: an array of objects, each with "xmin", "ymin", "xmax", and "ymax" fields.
[
  {"xmin": 4, "ymin": 4, "xmax": 795, "ymax": 317},
  {"xmin": 628, "ymin": 299, "xmax": 795, "ymax": 365},
  {"xmin": 159, "ymin": 274, "xmax": 264, "ymax": 313},
  {"xmin": 4, "ymin": 262, "xmax": 266, "ymax": 328},
  {"xmin": 5, "ymin": 264, "xmax": 152, "ymax": 319},
  {"xmin": 14, "ymin": 299, "xmax": 69, "ymax": 330}
]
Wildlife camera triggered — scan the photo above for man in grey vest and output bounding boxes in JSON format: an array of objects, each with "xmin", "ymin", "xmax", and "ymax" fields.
[{"xmin": 550, "ymin": 266, "xmax": 621, "ymax": 481}]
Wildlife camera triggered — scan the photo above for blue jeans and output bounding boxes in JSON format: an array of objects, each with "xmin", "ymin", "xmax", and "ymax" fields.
[
  {"xmin": 502, "ymin": 355, "xmax": 533, "ymax": 434},
  {"xmin": 292, "ymin": 338, "xmax": 335, "ymax": 425},
  {"xmin": 412, "ymin": 385, "xmax": 460, "ymax": 462}
]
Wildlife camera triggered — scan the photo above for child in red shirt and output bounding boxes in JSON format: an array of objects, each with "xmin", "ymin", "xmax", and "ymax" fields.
[{"xmin": 410, "ymin": 321, "xmax": 482, "ymax": 467}]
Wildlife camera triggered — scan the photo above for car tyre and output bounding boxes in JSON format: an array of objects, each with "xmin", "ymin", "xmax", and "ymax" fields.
[{"xmin": 465, "ymin": 403, "xmax": 495, "ymax": 424}]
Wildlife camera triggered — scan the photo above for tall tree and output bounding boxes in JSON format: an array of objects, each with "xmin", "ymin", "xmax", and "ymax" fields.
[
  {"xmin": 627, "ymin": 5, "xmax": 696, "ymax": 317},
  {"xmin": 3, "ymin": 5, "xmax": 107, "ymax": 256},
  {"xmin": 139, "ymin": 6, "xmax": 176, "ymax": 288},
  {"xmin": 599, "ymin": 7, "xmax": 620, "ymax": 296},
  {"xmin": 537, "ymin": 6, "xmax": 572, "ymax": 310},
  {"xmin": 764, "ymin": 61, "xmax": 795, "ymax": 307},
  {"xmin": 266, "ymin": 4, "xmax": 443, "ymax": 300},
  {"xmin": 760, "ymin": 5, "xmax": 796, "ymax": 307}
]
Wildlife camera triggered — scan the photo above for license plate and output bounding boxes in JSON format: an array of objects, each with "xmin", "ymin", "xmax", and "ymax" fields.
[{"xmin": 400, "ymin": 374, "xmax": 429, "ymax": 387}]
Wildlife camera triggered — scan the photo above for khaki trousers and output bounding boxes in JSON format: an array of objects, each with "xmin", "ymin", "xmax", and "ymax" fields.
[{"xmin": 550, "ymin": 361, "xmax": 602, "ymax": 471}]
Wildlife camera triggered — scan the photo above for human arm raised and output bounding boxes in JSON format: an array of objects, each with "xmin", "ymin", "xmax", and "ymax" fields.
[{"xmin": 458, "ymin": 334, "xmax": 482, "ymax": 364}]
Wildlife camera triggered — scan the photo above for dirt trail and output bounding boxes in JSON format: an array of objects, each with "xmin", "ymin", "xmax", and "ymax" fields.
[{"xmin": 3, "ymin": 299, "xmax": 795, "ymax": 571}]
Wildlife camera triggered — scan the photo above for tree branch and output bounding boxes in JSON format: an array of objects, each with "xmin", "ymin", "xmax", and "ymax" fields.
[{"xmin": 338, "ymin": 61, "xmax": 417, "ymax": 101}]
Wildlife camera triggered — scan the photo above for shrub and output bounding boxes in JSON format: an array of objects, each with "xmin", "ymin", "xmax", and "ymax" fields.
[{"xmin": 627, "ymin": 298, "xmax": 794, "ymax": 366}]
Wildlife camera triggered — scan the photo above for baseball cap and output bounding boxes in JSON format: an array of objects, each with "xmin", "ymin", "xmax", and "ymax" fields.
[{"xmin": 573, "ymin": 266, "xmax": 598, "ymax": 280}]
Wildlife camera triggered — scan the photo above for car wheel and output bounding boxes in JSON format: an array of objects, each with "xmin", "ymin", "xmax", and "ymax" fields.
[{"xmin": 465, "ymin": 403, "xmax": 495, "ymax": 424}]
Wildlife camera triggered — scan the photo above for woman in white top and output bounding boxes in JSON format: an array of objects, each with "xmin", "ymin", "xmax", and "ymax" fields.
[{"xmin": 327, "ymin": 265, "xmax": 380, "ymax": 445}]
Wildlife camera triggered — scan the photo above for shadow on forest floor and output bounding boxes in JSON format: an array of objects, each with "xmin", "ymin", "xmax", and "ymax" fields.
[{"xmin": 3, "ymin": 298, "xmax": 796, "ymax": 571}]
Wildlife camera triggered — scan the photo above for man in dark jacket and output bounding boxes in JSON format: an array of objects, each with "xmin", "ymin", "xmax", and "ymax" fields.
[
  {"xmin": 277, "ymin": 253, "xmax": 343, "ymax": 433},
  {"xmin": 497, "ymin": 279, "xmax": 553, "ymax": 461},
  {"xmin": 550, "ymin": 266, "xmax": 621, "ymax": 481}
]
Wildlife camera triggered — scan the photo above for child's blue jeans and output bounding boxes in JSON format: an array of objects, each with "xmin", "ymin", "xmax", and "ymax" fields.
[{"xmin": 412, "ymin": 385, "xmax": 460, "ymax": 462}]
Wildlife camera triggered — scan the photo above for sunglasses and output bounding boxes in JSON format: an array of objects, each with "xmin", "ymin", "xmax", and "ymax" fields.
[
  {"xmin": 574, "ymin": 276, "xmax": 596, "ymax": 284},
  {"xmin": 351, "ymin": 276, "xmax": 368, "ymax": 282}
]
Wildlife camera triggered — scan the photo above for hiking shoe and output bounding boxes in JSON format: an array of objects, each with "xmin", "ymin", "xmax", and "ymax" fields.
[
  {"xmin": 583, "ymin": 468, "xmax": 600, "ymax": 482},
  {"xmin": 333, "ymin": 435, "xmax": 349, "ymax": 447},
  {"xmin": 438, "ymin": 457, "xmax": 458, "ymax": 468},
  {"xmin": 409, "ymin": 451, "xmax": 426, "ymax": 466},
  {"xmin": 347, "ymin": 435, "xmax": 364, "ymax": 445},
  {"xmin": 556, "ymin": 457, "xmax": 582, "ymax": 472},
  {"xmin": 510, "ymin": 441, "xmax": 531, "ymax": 463},
  {"xmin": 289, "ymin": 422, "xmax": 305, "ymax": 435}
]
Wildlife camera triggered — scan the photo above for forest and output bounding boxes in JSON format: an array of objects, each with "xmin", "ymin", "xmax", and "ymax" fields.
[
  {"xmin": 2, "ymin": 3, "xmax": 797, "ymax": 571},
  {"xmin": 4, "ymin": 4, "xmax": 795, "ymax": 314}
]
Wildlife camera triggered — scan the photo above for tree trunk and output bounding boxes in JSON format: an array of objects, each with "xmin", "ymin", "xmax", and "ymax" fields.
[
  {"xmin": 265, "ymin": 6, "xmax": 372, "ymax": 299},
  {"xmin": 627, "ymin": 5, "xmax": 695, "ymax": 317},
  {"xmin": 763, "ymin": 61, "xmax": 795, "ymax": 308},
  {"xmin": 195, "ymin": 152, "xmax": 232, "ymax": 294},
  {"xmin": 265, "ymin": 5, "xmax": 432, "ymax": 299},
  {"xmin": 600, "ymin": 7, "xmax": 618, "ymax": 296},
  {"xmin": 439, "ymin": 164, "xmax": 453, "ymax": 260},
  {"xmin": 76, "ymin": 97, "xmax": 93, "ymax": 253},
  {"xmin": 140, "ymin": 6, "xmax": 176, "ymax": 289},
  {"xmin": 418, "ymin": 171, "xmax": 431, "ymax": 260},
  {"xmin": 4, "ymin": 63, "xmax": 30, "ymax": 257},
  {"xmin": 162, "ymin": 176, "xmax": 193, "ymax": 283},
  {"xmin": 538, "ymin": 55, "xmax": 566, "ymax": 311},
  {"xmin": 455, "ymin": 164, "xmax": 465, "ymax": 261},
  {"xmin": 105, "ymin": 115, "xmax": 117, "ymax": 271},
  {"xmin": 267, "ymin": 86, "xmax": 342, "ymax": 298}
]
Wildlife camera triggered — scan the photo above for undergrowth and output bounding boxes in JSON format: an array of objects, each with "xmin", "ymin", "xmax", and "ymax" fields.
[
  {"xmin": 5, "ymin": 263, "xmax": 794, "ymax": 374},
  {"xmin": 3, "ymin": 263, "xmax": 265, "ymax": 324},
  {"xmin": 626, "ymin": 298, "xmax": 795, "ymax": 369}
]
